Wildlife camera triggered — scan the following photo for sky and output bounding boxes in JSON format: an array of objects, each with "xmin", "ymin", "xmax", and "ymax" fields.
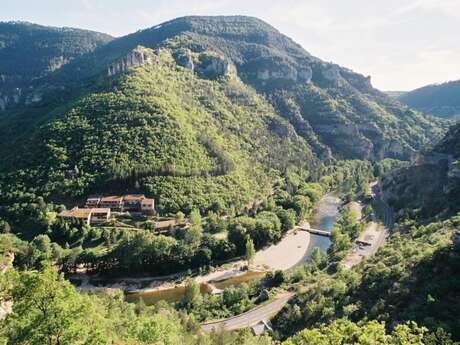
[{"xmin": 1, "ymin": 0, "xmax": 459, "ymax": 91}]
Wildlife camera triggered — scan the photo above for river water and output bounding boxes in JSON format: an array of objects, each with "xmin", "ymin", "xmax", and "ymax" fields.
[
  {"xmin": 300, "ymin": 194, "xmax": 341, "ymax": 261},
  {"xmin": 125, "ymin": 194, "xmax": 341, "ymax": 305}
]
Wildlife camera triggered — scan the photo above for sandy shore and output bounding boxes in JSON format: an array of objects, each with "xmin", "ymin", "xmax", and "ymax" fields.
[{"xmin": 252, "ymin": 227, "xmax": 310, "ymax": 271}]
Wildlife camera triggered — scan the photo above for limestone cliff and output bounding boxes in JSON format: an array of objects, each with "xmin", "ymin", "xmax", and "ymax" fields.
[{"xmin": 107, "ymin": 46, "xmax": 156, "ymax": 76}]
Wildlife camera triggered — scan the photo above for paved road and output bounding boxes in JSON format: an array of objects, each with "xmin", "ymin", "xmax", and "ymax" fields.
[
  {"xmin": 342, "ymin": 181, "xmax": 393, "ymax": 268},
  {"xmin": 371, "ymin": 181, "xmax": 393, "ymax": 234},
  {"xmin": 201, "ymin": 292, "xmax": 294, "ymax": 332},
  {"xmin": 364, "ymin": 182, "xmax": 393, "ymax": 256}
]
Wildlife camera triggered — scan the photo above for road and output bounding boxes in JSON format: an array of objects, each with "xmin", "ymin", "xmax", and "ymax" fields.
[
  {"xmin": 201, "ymin": 292, "xmax": 294, "ymax": 332},
  {"xmin": 371, "ymin": 181, "xmax": 394, "ymax": 248},
  {"xmin": 343, "ymin": 182, "xmax": 393, "ymax": 268}
]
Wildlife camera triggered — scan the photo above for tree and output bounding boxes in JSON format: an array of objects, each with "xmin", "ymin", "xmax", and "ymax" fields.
[
  {"xmin": 282, "ymin": 320, "xmax": 439, "ymax": 345},
  {"xmin": 310, "ymin": 247, "xmax": 324, "ymax": 269},
  {"xmin": 183, "ymin": 278, "xmax": 201, "ymax": 309},
  {"xmin": 2, "ymin": 265, "xmax": 106, "ymax": 344},
  {"xmin": 245, "ymin": 238, "xmax": 255, "ymax": 266},
  {"xmin": 0, "ymin": 220, "xmax": 11, "ymax": 234},
  {"xmin": 190, "ymin": 209, "xmax": 202, "ymax": 227},
  {"xmin": 175, "ymin": 211, "xmax": 185, "ymax": 223}
]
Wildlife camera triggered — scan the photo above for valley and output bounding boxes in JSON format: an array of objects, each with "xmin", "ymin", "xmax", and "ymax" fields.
[{"xmin": 0, "ymin": 13, "xmax": 459, "ymax": 345}]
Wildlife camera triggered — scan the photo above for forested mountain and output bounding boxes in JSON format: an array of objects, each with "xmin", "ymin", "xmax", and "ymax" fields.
[
  {"xmin": 3, "ymin": 49, "xmax": 317, "ymax": 213},
  {"xmin": 0, "ymin": 21, "xmax": 113, "ymax": 111},
  {"xmin": 0, "ymin": 16, "xmax": 446, "ymax": 214},
  {"xmin": 381, "ymin": 122, "xmax": 460, "ymax": 219},
  {"xmin": 398, "ymin": 79, "xmax": 460, "ymax": 119}
]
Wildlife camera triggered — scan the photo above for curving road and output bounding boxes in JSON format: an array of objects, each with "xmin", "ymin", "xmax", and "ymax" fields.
[{"xmin": 201, "ymin": 292, "xmax": 294, "ymax": 332}]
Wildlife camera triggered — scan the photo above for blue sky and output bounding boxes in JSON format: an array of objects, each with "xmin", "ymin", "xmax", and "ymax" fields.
[{"xmin": 1, "ymin": 0, "xmax": 459, "ymax": 91}]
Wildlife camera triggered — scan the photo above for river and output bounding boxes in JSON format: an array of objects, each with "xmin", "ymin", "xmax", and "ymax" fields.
[
  {"xmin": 301, "ymin": 194, "xmax": 341, "ymax": 261},
  {"xmin": 125, "ymin": 194, "xmax": 341, "ymax": 305}
]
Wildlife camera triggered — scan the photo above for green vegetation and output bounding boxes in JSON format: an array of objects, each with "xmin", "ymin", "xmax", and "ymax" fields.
[
  {"xmin": 1, "ymin": 51, "xmax": 316, "ymax": 216},
  {"xmin": 0, "ymin": 265, "xmax": 275, "ymax": 344},
  {"xmin": 0, "ymin": 21, "xmax": 112, "ymax": 89},
  {"xmin": 0, "ymin": 15, "xmax": 458, "ymax": 345},
  {"xmin": 282, "ymin": 319, "xmax": 455, "ymax": 345},
  {"xmin": 245, "ymin": 238, "xmax": 256, "ymax": 265},
  {"xmin": 399, "ymin": 79, "xmax": 460, "ymax": 118},
  {"xmin": 273, "ymin": 215, "xmax": 460, "ymax": 340}
]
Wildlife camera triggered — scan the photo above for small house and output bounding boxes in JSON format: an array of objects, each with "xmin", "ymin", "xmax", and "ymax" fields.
[
  {"xmin": 154, "ymin": 219, "xmax": 188, "ymax": 235},
  {"xmin": 141, "ymin": 198, "xmax": 155, "ymax": 212},
  {"xmin": 90, "ymin": 208, "xmax": 111, "ymax": 224},
  {"xmin": 154, "ymin": 220, "xmax": 177, "ymax": 234},
  {"xmin": 85, "ymin": 195, "xmax": 102, "ymax": 208},
  {"xmin": 58, "ymin": 207, "xmax": 92, "ymax": 225},
  {"xmin": 123, "ymin": 194, "xmax": 146, "ymax": 211},
  {"xmin": 99, "ymin": 196, "xmax": 123, "ymax": 211}
]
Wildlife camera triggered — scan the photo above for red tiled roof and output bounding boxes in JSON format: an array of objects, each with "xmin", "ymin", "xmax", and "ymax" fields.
[
  {"xmin": 59, "ymin": 207, "xmax": 92, "ymax": 219},
  {"xmin": 100, "ymin": 196, "xmax": 123, "ymax": 202},
  {"xmin": 91, "ymin": 208, "xmax": 111, "ymax": 214},
  {"xmin": 123, "ymin": 194, "xmax": 146, "ymax": 201}
]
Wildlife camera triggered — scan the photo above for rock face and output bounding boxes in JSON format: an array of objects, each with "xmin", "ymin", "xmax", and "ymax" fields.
[
  {"xmin": 182, "ymin": 49, "xmax": 195, "ymax": 71},
  {"xmin": 410, "ymin": 151, "xmax": 453, "ymax": 169},
  {"xmin": 0, "ymin": 88, "xmax": 22, "ymax": 111},
  {"xmin": 322, "ymin": 65, "xmax": 341, "ymax": 83},
  {"xmin": 298, "ymin": 66, "xmax": 313, "ymax": 82},
  {"xmin": 107, "ymin": 46, "xmax": 155, "ymax": 77},
  {"xmin": 25, "ymin": 92, "xmax": 43, "ymax": 106},
  {"xmin": 195, "ymin": 52, "xmax": 236, "ymax": 78},
  {"xmin": 256, "ymin": 64, "xmax": 312, "ymax": 83}
]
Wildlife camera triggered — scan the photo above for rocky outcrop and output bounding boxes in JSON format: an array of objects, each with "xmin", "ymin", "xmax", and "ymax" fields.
[
  {"xmin": 0, "ymin": 88, "xmax": 22, "ymax": 111},
  {"xmin": 256, "ymin": 64, "xmax": 312, "ymax": 84},
  {"xmin": 298, "ymin": 66, "xmax": 313, "ymax": 82},
  {"xmin": 322, "ymin": 65, "xmax": 341, "ymax": 83},
  {"xmin": 107, "ymin": 46, "xmax": 155, "ymax": 77},
  {"xmin": 25, "ymin": 92, "xmax": 43, "ymax": 105},
  {"xmin": 257, "ymin": 65, "xmax": 297, "ymax": 82},
  {"xmin": 174, "ymin": 48, "xmax": 195, "ymax": 71},
  {"xmin": 410, "ymin": 151, "xmax": 453, "ymax": 168},
  {"xmin": 196, "ymin": 52, "xmax": 236, "ymax": 78},
  {"xmin": 181, "ymin": 49, "xmax": 195, "ymax": 71}
]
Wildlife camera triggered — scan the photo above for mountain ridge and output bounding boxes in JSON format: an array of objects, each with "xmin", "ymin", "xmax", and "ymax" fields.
[
  {"xmin": 0, "ymin": 15, "xmax": 447, "ymax": 212},
  {"xmin": 398, "ymin": 78, "xmax": 460, "ymax": 119}
]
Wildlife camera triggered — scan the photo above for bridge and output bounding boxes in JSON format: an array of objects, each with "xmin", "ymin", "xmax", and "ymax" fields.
[{"xmin": 296, "ymin": 227, "xmax": 331, "ymax": 237}]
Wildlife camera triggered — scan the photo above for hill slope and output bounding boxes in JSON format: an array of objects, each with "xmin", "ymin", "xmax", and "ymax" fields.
[
  {"xmin": 0, "ymin": 21, "xmax": 113, "ymax": 111},
  {"xmin": 381, "ymin": 121, "xmax": 460, "ymax": 219},
  {"xmin": 398, "ymin": 79, "xmax": 460, "ymax": 119},
  {"xmin": 61, "ymin": 16, "xmax": 446, "ymax": 160},
  {"xmin": 0, "ymin": 16, "xmax": 447, "ymax": 212},
  {"xmin": 1, "ymin": 48, "xmax": 316, "ymax": 213},
  {"xmin": 2, "ymin": 16, "xmax": 445, "ymax": 160}
]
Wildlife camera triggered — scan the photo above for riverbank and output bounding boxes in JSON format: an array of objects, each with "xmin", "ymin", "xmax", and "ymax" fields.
[
  {"xmin": 252, "ymin": 223, "xmax": 311, "ymax": 271},
  {"xmin": 73, "ymin": 227, "xmax": 311, "ymax": 295},
  {"xmin": 71, "ymin": 194, "xmax": 342, "ymax": 301}
]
